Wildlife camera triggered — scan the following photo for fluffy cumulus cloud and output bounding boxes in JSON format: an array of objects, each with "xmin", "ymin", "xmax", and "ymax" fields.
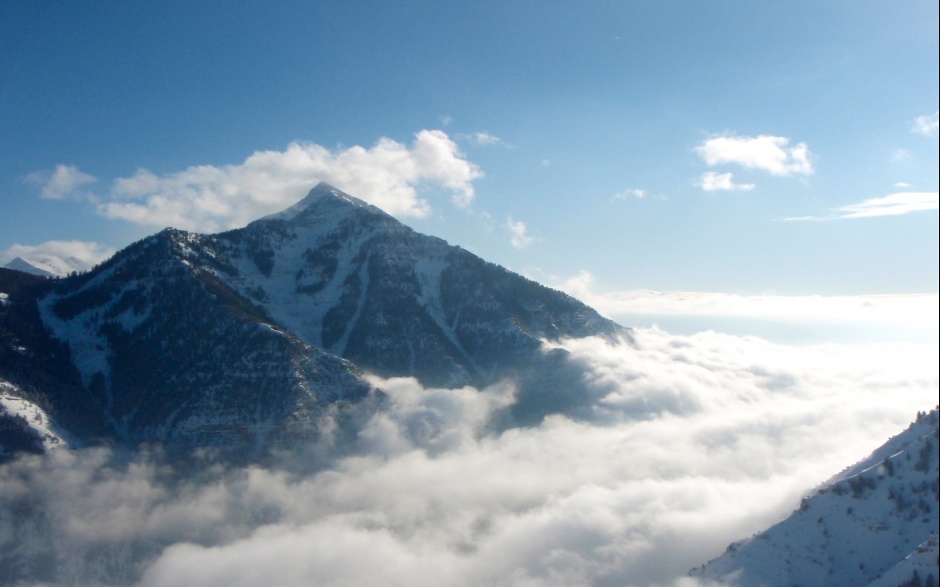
[
  {"xmin": 25, "ymin": 164, "xmax": 97, "ymax": 200},
  {"xmin": 33, "ymin": 131, "xmax": 482, "ymax": 234},
  {"xmin": 0, "ymin": 329, "xmax": 936, "ymax": 586},
  {"xmin": 696, "ymin": 171, "xmax": 755, "ymax": 192},
  {"xmin": 912, "ymin": 111, "xmax": 939, "ymax": 136},
  {"xmin": 784, "ymin": 191, "xmax": 939, "ymax": 221},
  {"xmin": 0, "ymin": 240, "xmax": 116, "ymax": 275},
  {"xmin": 695, "ymin": 134, "xmax": 814, "ymax": 178}
]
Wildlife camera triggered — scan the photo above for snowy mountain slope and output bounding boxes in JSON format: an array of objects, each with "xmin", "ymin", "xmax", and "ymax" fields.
[
  {"xmin": 31, "ymin": 227, "xmax": 373, "ymax": 453},
  {"xmin": 201, "ymin": 183, "xmax": 626, "ymax": 386},
  {"xmin": 132, "ymin": 182, "xmax": 628, "ymax": 423},
  {"xmin": 691, "ymin": 409, "xmax": 940, "ymax": 587},
  {"xmin": 0, "ymin": 183, "xmax": 627, "ymax": 455},
  {"xmin": 3, "ymin": 257, "xmax": 54, "ymax": 278},
  {"xmin": 0, "ymin": 379, "xmax": 69, "ymax": 458}
]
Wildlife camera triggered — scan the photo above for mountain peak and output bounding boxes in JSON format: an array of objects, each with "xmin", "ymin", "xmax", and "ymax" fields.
[
  {"xmin": 4, "ymin": 256, "xmax": 55, "ymax": 278},
  {"xmin": 260, "ymin": 181, "xmax": 375, "ymax": 223}
]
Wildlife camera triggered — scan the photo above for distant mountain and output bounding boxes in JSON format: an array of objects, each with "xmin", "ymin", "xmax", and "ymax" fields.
[
  {"xmin": 0, "ymin": 183, "xmax": 628, "ymax": 457},
  {"xmin": 691, "ymin": 408, "xmax": 939, "ymax": 587},
  {"xmin": 3, "ymin": 256, "xmax": 54, "ymax": 277}
]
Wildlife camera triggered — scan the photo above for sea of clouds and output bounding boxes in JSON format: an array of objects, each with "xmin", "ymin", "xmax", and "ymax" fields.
[{"xmin": 1, "ymin": 327, "xmax": 937, "ymax": 586}]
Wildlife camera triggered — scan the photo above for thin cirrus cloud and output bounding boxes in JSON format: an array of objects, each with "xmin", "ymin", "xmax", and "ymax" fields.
[
  {"xmin": 784, "ymin": 191, "xmax": 939, "ymax": 221},
  {"xmin": 2, "ymin": 329, "xmax": 935, "ymax": 587},
  {"xmin": 26, "ymin": 130, "xmax": 483, "ymax": 234}
]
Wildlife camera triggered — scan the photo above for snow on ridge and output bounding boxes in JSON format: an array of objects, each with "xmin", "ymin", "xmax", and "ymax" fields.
[
  {"xmin": 866, "ymin": 532, "xmax": 939, "ymax": 587},
  {"xmin": 4, "ymin": 256, "xmax": 56, "ymax": 277},
  {"xmin": 258, "ymin": 182, "xmax": 372, "ymax": 223},
  {"xmin": 0, "ymin": 380, "xmax": 70, "ymax": 451},
  {"xmin": 693, "ymin": 409, "xmax": 939, "ymax": 586}
]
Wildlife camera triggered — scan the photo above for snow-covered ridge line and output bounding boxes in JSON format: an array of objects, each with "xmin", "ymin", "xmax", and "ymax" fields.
[{"xmin": 693, "ymin": 409, "xmax": 939, "ymax": 586}]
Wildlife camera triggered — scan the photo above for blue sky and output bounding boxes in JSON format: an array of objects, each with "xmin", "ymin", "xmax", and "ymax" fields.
[{"xmin": 2, "ymin": 1, "xmax": 937, "ymax": 340}]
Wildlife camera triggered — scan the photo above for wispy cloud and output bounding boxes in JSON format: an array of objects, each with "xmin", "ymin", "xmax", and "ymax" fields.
[
  {"xmin": 912, "ymin": 111, "xmax": 939, "ymax": 137},
  {"xmin": 30, "ymin": 131, "xmax": 483, "ymax": 234},
  {"xmin": 891, "ymin": 148, "xmax": 912, "ymax": 162},
  {"xmin": 696, "ymin": 134, "xmax": 814, "ymax": 177},
  {"xmin": 25, "ymin": 164, "xmax": 97, "ymax": 201},
  {"xmin": 0, "ymin": 240, "xmax": 116, "ymax": 275},
  {"xmin": 560, "ymin": 271, "xmax": 939, "ymax": 332},
  {"xmin": 505, "ymin": 216, "xmax": 535, "ymax": 249},
  {"xmin": 696, "ymin": 171, "xmax": 756, "ymax": 192},
  {"xmin": 784, "ymin": 191, "xmax": 939, "ymax": 221},
  {"xmin": 611, "ymin": 188, "xmax": 647, "ymax": 200},
  {"xmin": 460, "ymin": 132, "xmax": 511, "ymax": 147}
]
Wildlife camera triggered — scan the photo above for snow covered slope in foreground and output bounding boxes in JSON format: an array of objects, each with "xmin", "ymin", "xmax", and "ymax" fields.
[{"xmin": 692, "ymin": 409, "xmax": 939, "ymax": 587}]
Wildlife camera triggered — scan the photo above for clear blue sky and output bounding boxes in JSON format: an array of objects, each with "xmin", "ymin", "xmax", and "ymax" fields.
[{"xmin": 2, "ymin": 1, "xmax": 937, "ymax": 302}]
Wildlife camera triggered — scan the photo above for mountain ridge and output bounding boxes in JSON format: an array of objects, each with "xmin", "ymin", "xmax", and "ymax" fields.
[
  {"xmin": 692, "ymin": 408, "xmax": 940, "ymax": 587},
  {"xmin": 0, "ymin": 182, "xmax": 629, "ymax": 457}
]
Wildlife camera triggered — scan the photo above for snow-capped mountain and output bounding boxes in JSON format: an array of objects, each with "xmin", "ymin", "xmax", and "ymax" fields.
[
  {"xmin": 0, "ymin": 183, "xmax": 628, "ymax": 456},
  {"xmin": 2, "ymin": 257, "xmax": 54, "ymax": 278},
  {"xmin": 691, "ymin": 408, "xmax": 939, "ymax": 587}
]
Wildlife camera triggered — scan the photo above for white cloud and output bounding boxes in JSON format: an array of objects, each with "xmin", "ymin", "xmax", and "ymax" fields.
[
  {"xmin": 696, "ymin": 134, "xmax": 814, "ymax": 177},
  {"xmin": 912, "ymin": 111, "xmax": 939, "ymax": 136},
  {"xmin": 785, "ymin": 191, "xmax": 939, "ymax": 221},
  {"xmin": 97, "ymin": 130, "xmax": 482, "ymax": 233},
  {"xmin": 611, "ymin": 188, "xmax": 647, "ymax": 200},
  {"xmin": 1, "ymin": 240, "xmax": 116, "ymax": 275},
  {"xmin": 3, "ymin": 329, "xmax": 935, "ymax": 587},
  {"xmin": 891, "ymin": 148, "xmax": 913, "ymax": 162},
  {"xmin": 505, "ymin": 216, "xmax": 535, "ymax": 249},
  {"xmin": 26, "ymin": 164, "xmax": 97, "ymax": 200},
  {"xmin": 697, "ymin": 172, "xmax": 756, "ymax": 192},
  {"xmin": 461, "ymin": 132, "xmax": 510, "ymax": 147},
  {"xmin": 833, "ymin": 191, "xmax": 938, "ymax": 218},
  {"xmin": 560, "ymin": 271, "xmax": 939, "ymax": 333}
]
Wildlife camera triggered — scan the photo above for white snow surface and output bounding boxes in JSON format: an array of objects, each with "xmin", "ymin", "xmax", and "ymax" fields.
[
  {"xmin": 866, "ymin": 532, "xmax": 939, "ymax": 587},
  {"xmin": 218, "ymin": 185, "xmax": 469, "ymax": 360},
  {"xmin": 693, "ymin": 410, "xmax": 940, "ymax": 586},
  {"xmin": 259, "ymin": 182, "xmax": 372, "ymax": 223},
  {"xmin": 0, "ymin": 380, "xmax": 70, "ymax": 451}
]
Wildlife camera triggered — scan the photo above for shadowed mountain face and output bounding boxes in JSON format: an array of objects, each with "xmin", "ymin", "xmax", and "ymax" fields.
[{"xmin": 0, "ymin": 183, "xmax": 628, "ymax": 455}]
